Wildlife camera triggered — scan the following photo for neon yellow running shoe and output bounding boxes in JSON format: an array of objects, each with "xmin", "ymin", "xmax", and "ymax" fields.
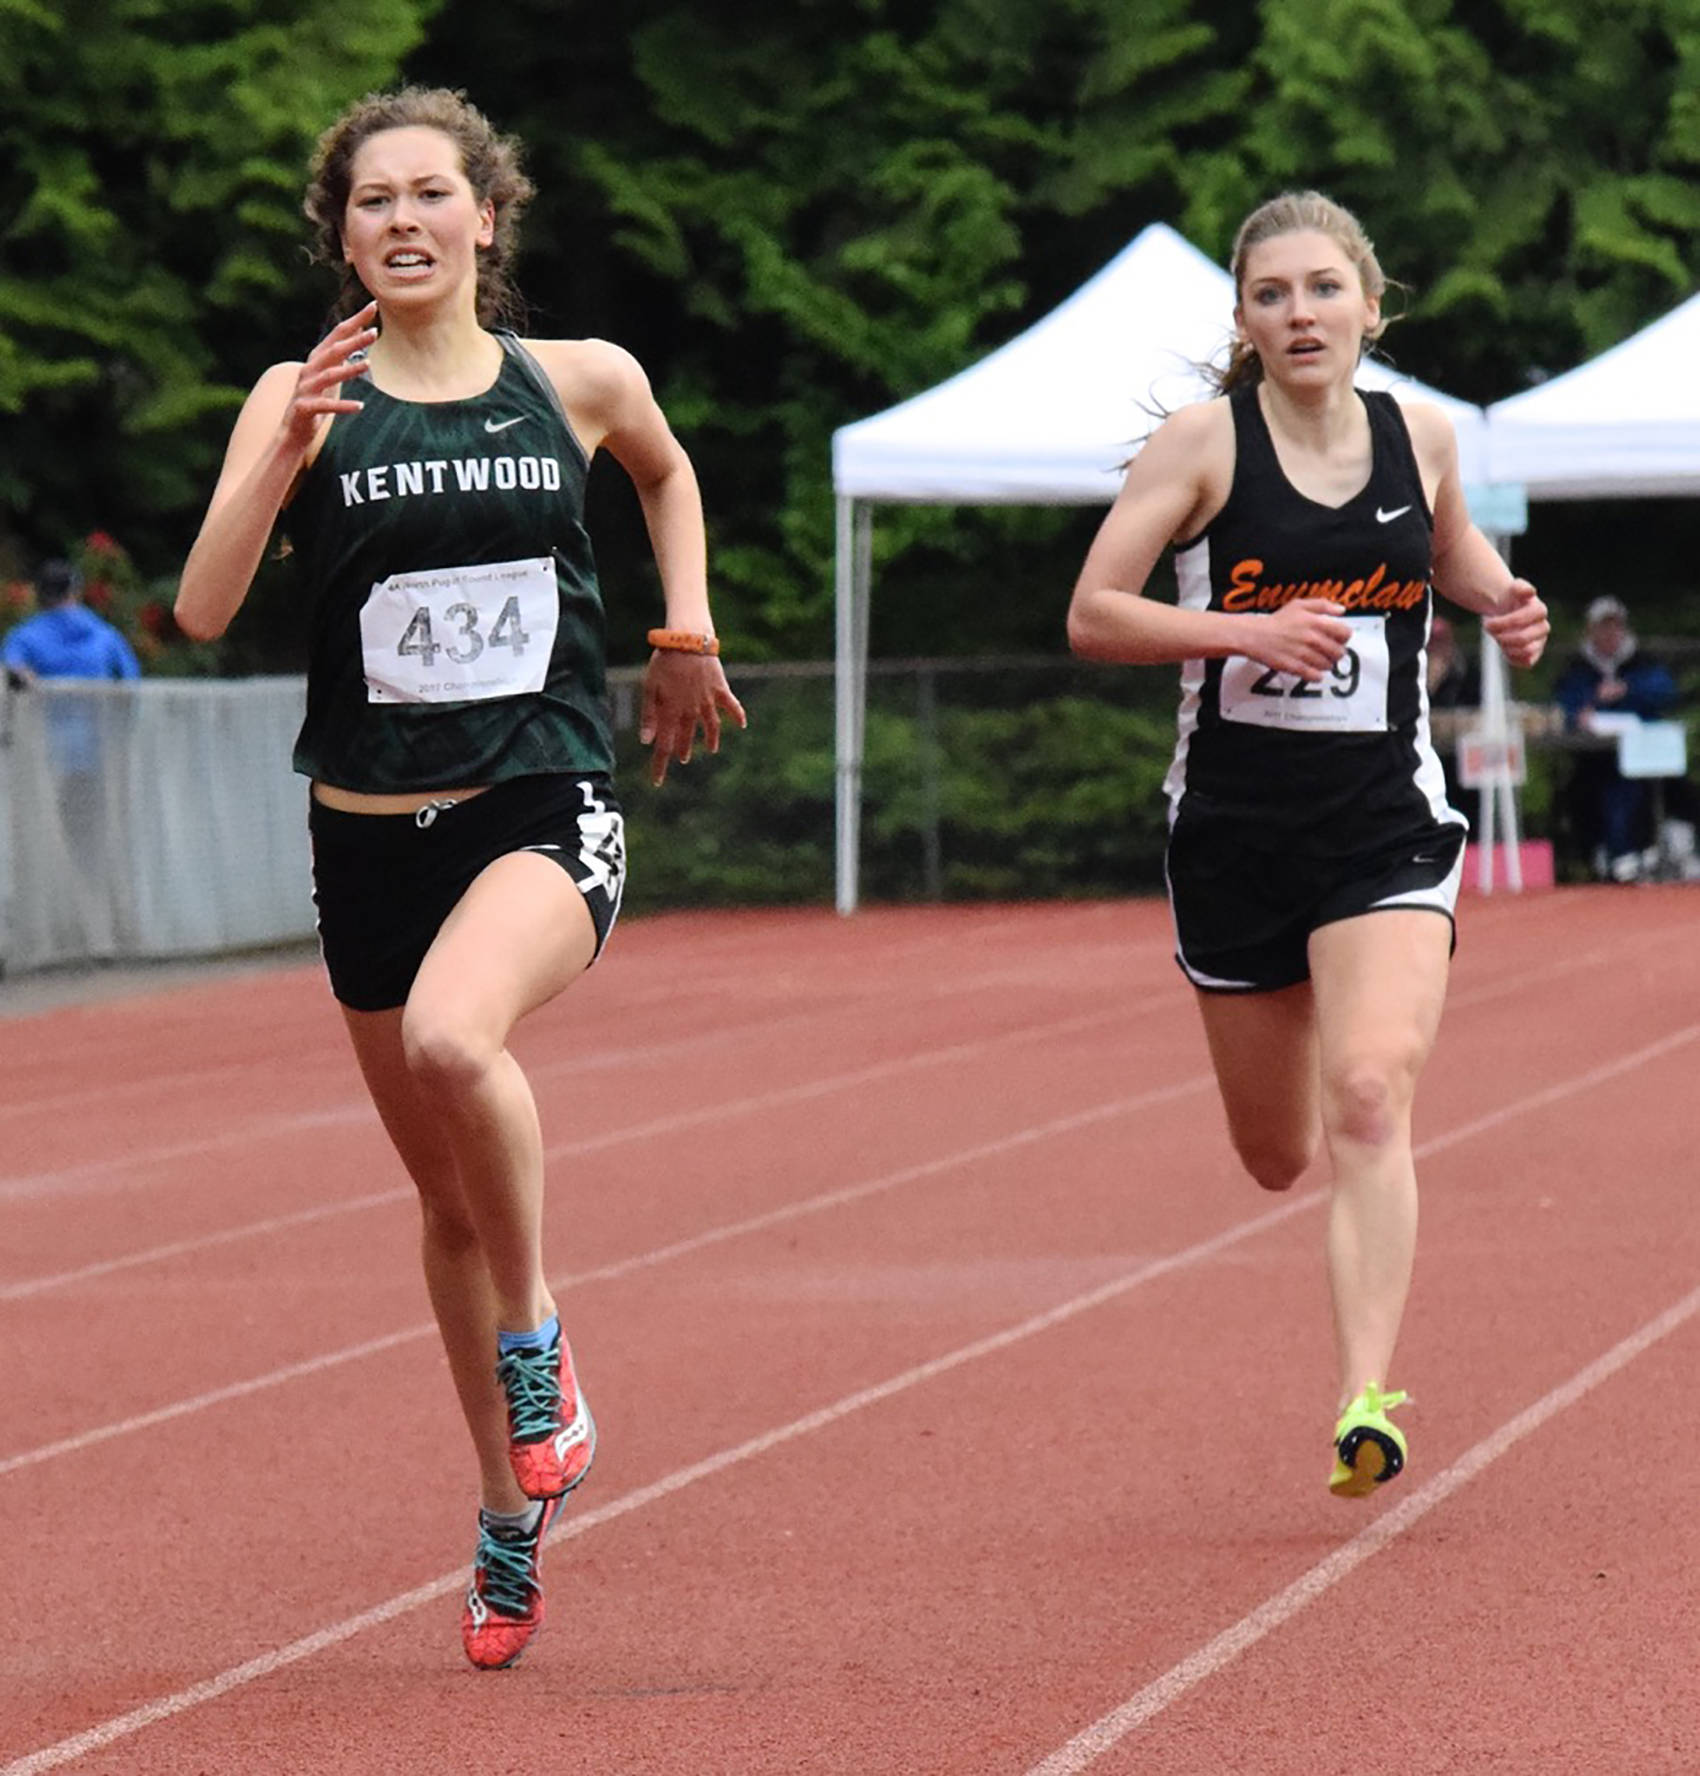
[{"xmin": 1329, "ymin": 1383, "xmax": 1409, "ymax": 1499}]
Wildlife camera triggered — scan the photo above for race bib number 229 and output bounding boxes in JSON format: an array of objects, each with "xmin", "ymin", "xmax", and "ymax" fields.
[
  {"xmin": 1218, "ymin": 614, "xmax": 1390, "ymax": 733},
  {"xmin": 361, "ymin": 557, "xmax": 559, "ymax": 704}
]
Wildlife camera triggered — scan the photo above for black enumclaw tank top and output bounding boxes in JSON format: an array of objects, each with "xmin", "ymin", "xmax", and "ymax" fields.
[
  {"xmin": 1163, "ymin": 385, "xmax": 1460, "ymax": 850},
  {"xmin": 287, "ymin": 333, "xmax": 614, "ymax": 792}
]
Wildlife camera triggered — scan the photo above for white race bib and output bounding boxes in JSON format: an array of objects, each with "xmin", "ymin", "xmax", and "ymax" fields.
[
  {"xmin": 1218, "ymin": 614, "xmax": 1390, "ymax": 733},
  {"xmin": 361, "ymin": 557, "xmax": 558, "ymax": 704}
]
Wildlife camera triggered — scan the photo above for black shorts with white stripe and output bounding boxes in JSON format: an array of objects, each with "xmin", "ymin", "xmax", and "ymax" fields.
[
  {"xmin": 308, "ymin": 772, "xmax": 625, "ymax": 1011},
  {"xmin": 1165, "ymin": 802, "xmax": 1464, "ymax": 994}
]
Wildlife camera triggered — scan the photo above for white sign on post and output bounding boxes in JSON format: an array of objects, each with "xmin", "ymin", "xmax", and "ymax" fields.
[
  {"xmin": 1457, "ymin": 724, "xmax": 1527, "ymax": 790},
  {"xmin": 1463, "ymin": 484, "xmax": 1529, "ymax": 536}
]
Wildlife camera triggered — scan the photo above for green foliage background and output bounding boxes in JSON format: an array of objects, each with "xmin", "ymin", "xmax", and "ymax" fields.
[
  {"xmin": 4, "ymin": 0, "xmax": 1698, "ymax": 659},
  {"xmin": 1, "ymin": 0, "xmax": 1696, "ymax": 895},
  {"xmin": 608, "ymin": 662, "xmax": 1182, "ymax": 911}
]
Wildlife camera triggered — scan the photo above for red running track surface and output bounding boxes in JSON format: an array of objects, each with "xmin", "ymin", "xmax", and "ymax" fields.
[{"xmin": 2, "ymin": 888, "xmax": 1698, "ymax": 1775}]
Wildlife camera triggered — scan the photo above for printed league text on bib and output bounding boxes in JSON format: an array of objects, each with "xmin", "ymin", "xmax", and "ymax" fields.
[
  {"xmin": 361, "ymin": 557, "xmax": 558, "ymax": 704},
  {"xmin": 1218, "ymin": 614, "xmax": 1390, "ymax": 733}
]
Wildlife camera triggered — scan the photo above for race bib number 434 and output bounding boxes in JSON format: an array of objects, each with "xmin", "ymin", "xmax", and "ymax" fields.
[
  {"xmin": 361, "ymin": 557, "xmax": 559, "ymax": 704},
  {"xmin": 1218, "ymin": 614, "xmax": 1390, "ymax": 733}
]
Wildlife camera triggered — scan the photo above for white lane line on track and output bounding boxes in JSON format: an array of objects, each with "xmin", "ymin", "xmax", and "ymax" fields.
[
  {"xmin": 0, "ymin": 1075, "xmax": 1215, "ymax": 1476},
  {"xmin": 7, "ymin": 915, "xmax": 1686, "ymax": 1269},
  {"xmin": 6, "ymin": 912, "xmax": 1683, "ymax": 1301},
  {"xmin": 0, "ymin": 1188, "xmax": 411, "ymax": 1303},
  {"xmin": 0, "ymin": 932, "xmax": 1179, "ymax": 1126},
  {"xmin": 1, "ymin": 899, "xmax": 1684, "ymax": 1137},
  {"xmin": 1443, "ymin": 926, "xmax": 1700, "ymax": 1014},
  {"xmin": 1023, "ymin": 1276, "xmax": 1700, "ymax": 1775},
  {"xmin": 0, "ymin": 1189, "xmax": 1317, "ymax": 1776},
  {"xmin": 5, "ymin": 1014, "xmax": 1694, "ymax": 1476},
  {"xmin": 0, "ymin": 994, "xmax": 1157, "ymax": 1204},
  {"xmin": 0, "ymin": 1105, "xmax": 377, "ymax": 1205},
  {"xmin": 3, "ymin": 1022, "xmax": 1694, "ymax": 1772}
]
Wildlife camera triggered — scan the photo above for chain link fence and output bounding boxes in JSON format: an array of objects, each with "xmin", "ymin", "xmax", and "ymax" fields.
[{"xmin": 2, "ymin": 658, "xmax": 1591, "ymax": 975}]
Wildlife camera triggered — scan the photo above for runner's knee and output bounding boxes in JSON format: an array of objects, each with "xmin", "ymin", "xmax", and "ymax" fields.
[
  {"xmin": 1324, "ymin": 1060, "xmax": 1411, "ymax": 1152},
  {"xmin": 1231, "ymin": 1130, "xmax": 1317, "ymax": 1192},
  {"xmin": 401, "ymin": 1005, "xmax": 498, "ymax": 1099}
]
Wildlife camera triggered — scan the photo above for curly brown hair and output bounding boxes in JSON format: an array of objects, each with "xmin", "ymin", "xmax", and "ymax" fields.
[
  {"xmin": 302, "ymin": 86, "xmax": 535, "ymax": 328},
  {"xmin": 1213, "ymin": 190, "xmax": 1395, "ymax": 394}
]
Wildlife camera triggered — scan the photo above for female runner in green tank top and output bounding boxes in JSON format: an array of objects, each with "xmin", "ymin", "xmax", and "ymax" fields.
[{"xmin": 177, "ymin": 87, "xmax": 744, "ymax": 1670}]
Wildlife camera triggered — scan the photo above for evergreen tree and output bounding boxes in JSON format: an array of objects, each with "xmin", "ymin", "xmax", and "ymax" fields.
[
  {"xmin": 0, "ymin": 0, "xmax": 437, "ymax": 572},
  {"xmin": 403, "ymin": 0, "xmax": 1258, "ymax": 656},
  {"xmin": 5, "ymin": 1, "xmax": 1696, "ymax": 657},
  {"xmin": 402, "ymin": 0, "xmax": 1700, "ymax": 658},
  {"xmin": 1211, "ymin": 0, "xmax": 1700, "ymax": 400}
]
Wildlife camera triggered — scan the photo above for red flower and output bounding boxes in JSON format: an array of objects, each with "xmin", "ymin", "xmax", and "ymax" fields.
[
  {"xmin": 138, "ymin": 600, "xmax": 171, "ymax": 638},
  {"xmin": 84, "ymin": 578, "xmax": 112, "ymax": 611},
  {"xmin": 84, "ymin": 530, "xmax": 123, "ymax": 558}
]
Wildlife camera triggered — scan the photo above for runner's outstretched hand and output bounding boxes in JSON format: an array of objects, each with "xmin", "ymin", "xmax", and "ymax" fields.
[{"xmin": 640, "ymin": 652, "xmax": 747, "ymax": 786}]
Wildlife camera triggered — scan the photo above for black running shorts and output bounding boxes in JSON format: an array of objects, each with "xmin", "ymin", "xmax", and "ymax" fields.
[
  {"xmin": 1165, "ymin": 802, "xmax": 1464, "ymax": 994},
  {"xmin": 308, "ymin": 773, "xmax": 625, "ymax": 1012}
]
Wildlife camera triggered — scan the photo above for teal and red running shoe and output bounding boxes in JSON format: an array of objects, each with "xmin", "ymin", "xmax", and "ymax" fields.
[
  {"xmin": 497, "ymin": 1331, "xmax": 597, "ymax": 1501},
  {"xmin": 461, "ymin": 1495, "xmax": 564, "ymax": 1671}
]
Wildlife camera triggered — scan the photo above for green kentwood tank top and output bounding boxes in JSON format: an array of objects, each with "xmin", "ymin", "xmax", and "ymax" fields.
[{"xmin": 287, "ymin": 333, "xmax": 614, "ymax": 791}]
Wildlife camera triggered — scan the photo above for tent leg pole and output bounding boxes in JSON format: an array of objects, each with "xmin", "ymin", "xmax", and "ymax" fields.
[
  {"xmin": 1480, "ymin": 532, "xmax": 1524, "ymax": 892},
  {"xmin": 835, "ymin": 497, "xmax": 872, "ymax": 915}
]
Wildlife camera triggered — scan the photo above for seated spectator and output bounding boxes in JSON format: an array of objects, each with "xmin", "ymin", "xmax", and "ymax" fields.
[{"xmin": 1553, "ymin": 595, "xmax": 1682, "ymax": 880}]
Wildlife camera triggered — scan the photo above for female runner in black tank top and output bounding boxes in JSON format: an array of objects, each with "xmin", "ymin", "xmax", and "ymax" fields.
[
  {"xmin": 1067, "ymin": 192, "xmax": 1549, "ymax": 1501},
  {"xmin": 177, "ymin": 88, "xmax": 744, "ymax": 1669}
]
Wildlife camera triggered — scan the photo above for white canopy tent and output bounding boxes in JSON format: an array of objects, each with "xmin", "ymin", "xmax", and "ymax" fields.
[
  {"xmin": 831, "ymin": 222, "xmax": 1496, "ymax": 911},
  {"xmin": 1486, "ymin": 291, "xmax": 1700, "ymax": 498}
]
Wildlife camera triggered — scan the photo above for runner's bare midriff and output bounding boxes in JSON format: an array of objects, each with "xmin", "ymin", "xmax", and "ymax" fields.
[{"xmin": 310, "ymin": 782, "xmax": 492, "ymax": 814}]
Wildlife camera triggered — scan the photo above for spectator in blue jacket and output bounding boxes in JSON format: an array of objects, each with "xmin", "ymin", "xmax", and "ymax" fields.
[
  {"xmin": 2, "ymin": 557, "xmax": 141, "ymax": 888},
  {"xmin": 2, "ymin": 559, "xmax": 141, "ymax": 686},
  {"xmin": 1554, "ymin": 595, "xmax": 1680, "ymax": 879}
]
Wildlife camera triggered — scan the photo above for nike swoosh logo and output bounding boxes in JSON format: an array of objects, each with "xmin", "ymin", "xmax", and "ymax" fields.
[
  {"xmin": 484, "ymin": 416, "xmax": 525, "ymax": 434},
  {"xmin": 1376, "ymin": 504, "xmax": 1412, "ymax": 523}
]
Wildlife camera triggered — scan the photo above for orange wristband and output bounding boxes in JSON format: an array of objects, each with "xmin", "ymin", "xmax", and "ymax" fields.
[{"xmin": 647, "ymin": 629, "xmax": 719, "ymax": 656}]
